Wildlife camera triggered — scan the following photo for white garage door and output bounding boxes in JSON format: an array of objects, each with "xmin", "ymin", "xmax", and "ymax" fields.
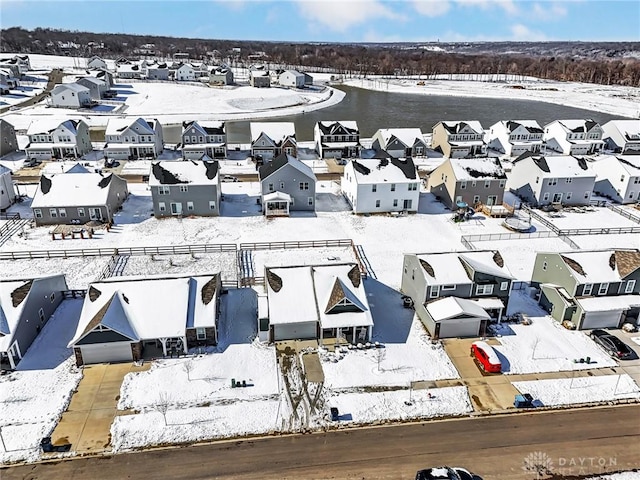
[
  {"xmin": 274, "ymin": 322, "xmax": 317, "ymax": 341},
  {"xmin": 254, "ymin": 149, "xmax": 274, "ymax": 161},
  {"xmin": 439, "ymin": 318, "xmax": 481, "ymax": 338},
  {"xmin": 80, "ymin": 342, "xmax": 133, "ymax": 364},
  {"xmin": 581, "ymin": 310, "xmax": 623, "ymax": 330}
]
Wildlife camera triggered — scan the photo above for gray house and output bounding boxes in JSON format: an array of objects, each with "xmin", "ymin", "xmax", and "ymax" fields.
[
  {"xmin": 371, "ymin": 128, "xmax": 428, "ymax": 158},
  {"xmin": 149, "ymin": 160, "xmax": 221, "ymax": 218},
  {"xmin": 0, "ymin": 119, "xmax": 18, "ymax": 157},
  {"xmin": 209, "ymin": 66, "xmax": 234, "ymax": 85},
  {"xmin": 0, "ymin": 274, "xmax": 68, "ymax": 370},
  {"xmin": 531, "ymin": 250, "xmax": 640, "ymax": 330},
  {"xmin": 31, "ymin": 168, "xmax": 128, "ymax": 226},
  {"xmin": 258, "ymin": 153, "xmax": 317, "ymax": 216},
  {"xmin": 181, "ymin": 121, "xmax": 226, "ymax": 160},
  {"xmin": 401, "ymin": 251, "xmax": 514, "ymax": 338},
  {"xmin": 76, "ymin": 76, "xmax": 107, "ymax": 101},
  {"xmin": 0, "ymin": 164, "xmax": 17, "ymax": 210}
]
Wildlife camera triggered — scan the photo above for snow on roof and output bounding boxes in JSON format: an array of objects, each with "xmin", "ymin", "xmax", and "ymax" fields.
[
  {"xmin": 377, "ymin": 128, "xmax": 424, "ymax": 148},
  {"xmin": 459, "ymin": 252, "xmax": 513, "ymax": 279},
  {"xmin": 259, "ymin": 153, "xmax": 315, "ymax": 181},
  {"xmin": 349, "ymin": 157, "xmax": 417, "ymax": 184},
  {"xmin": 517, "ymin": 154, "xmax": 595, "ymax": 178},
  {"xmin": 105, "ymin": 117, "xmax": 156, "ymax": 136},
  {"xmin": 593, "ymin": 155, "xmax": 640, "ymax": 177},
  {"xmin": 472, "ymin": 340, "xmax": 501, "ymax": 364},
  {"xmin": 250, "ymin": 122, "xmax": 295, "ymax": 142},
  {"xmin": 560, "ymin": 250, "xmax": 640, "ymax": 283},
  {"xmin": 317, "ymin": 121, "xmax": 359, "ymax": 134},
  {"xmin": 41, "ymin": 161, "xmax": 90, "ymax": 175},
  {"xmin": 281, "ymin": 70, "xmax": 304, "ymax": 77},
  {"xmin": 27, "ymin": 118, "xmax": 79, "ymax": 135},
  {"xmin": 263, "ymin": 191, "xmax": 292, "ymax": 203},
  {"xmin": 415, "ymin": 251, "xmax": 511, "ymax": 284},
  {"xmin": 265, "ymin": 266, "xmax": 318, "ymax": 325},
  {"xmin": 0, "ymin": 164, "xmax": 11, "ymax": 176},
  {"xmin": 604, "ymin": 119, "xmax": 640, "ymax": 140},
  {"xmin": 449, "ymin": 157, "xmax": 506, "ymax": 180},
  {"xmin": 426, "ymin": 296, "xmax": 491, "ymax": 322},
  {"xmin": 52, "ymin": 83, "xmax": 89, "ymax": 94},
  {"xmin": 149, "ymin": 160, "xmax": 219, "ymax": 186},
  {"xmin": 469, "ymin": 297, "xmax": 505, "ymax": 311},
  {"xmin": 31, "ymin": 172, "xmax": 120, "ymax": 208},
  {"xmin": 551, "ymin": 119, "xmax": 600, "ymax": 132},
  {"xmin": 437, "ymin": 120, "xmax": 484, "ymax": 134},
  {"xmin": 69, "ymin": 274, "xmax": 218, "ymax": 345},
  {"xmin": 577, "ymin": 294, "xmax": 640, "ymax": 313}
]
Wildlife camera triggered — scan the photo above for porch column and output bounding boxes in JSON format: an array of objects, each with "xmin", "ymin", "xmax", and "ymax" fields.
[
  {"xmin": 182, "ymin": 336, "xmax": 188, "ymax": 354},
  {"xmin": 14, "ymin": 342, "xmax": 22, "ymax": 360},
  {"xmin": 7, "ymin": 348, "xmax": 16, "ymax": 370},
  {"xmin": 159, "ymin": 338, "xmax": 168, "ymax": 356},
  {"xmin": 497, "ymin": 306, "xmax": 504, "ymax": 323},
  {"xmin": 368, "ymin": 325, "xmax": 372, "ymax": 342},
  {"xmin": 352, "ymin": 326, "xmax": 356, "ymax": 343}
]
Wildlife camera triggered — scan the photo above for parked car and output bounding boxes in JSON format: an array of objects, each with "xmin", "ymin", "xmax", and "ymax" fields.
[
  {"xmin": 416, "ymin": 467, "xmax": 482, "ymax": 480},
  {"xmin": 589, "ymin": 329, "xmax": 633, "ymax": 359},
  {"xmin": 471, "ymin": 341, "xmax": 501, "ymax": 373},
  {"xmin": 222, "ymin": 175, "xmax": 239, "ymax": 182}
]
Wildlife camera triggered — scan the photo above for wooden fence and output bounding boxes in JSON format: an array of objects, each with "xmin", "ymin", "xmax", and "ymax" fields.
[{"xmin": 239, "ymin": 239, "xmax": 353, "ymax": 250}]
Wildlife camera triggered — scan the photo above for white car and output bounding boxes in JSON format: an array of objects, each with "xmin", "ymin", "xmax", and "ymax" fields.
[{"xmin": 221, "ymin": 175, "xmax": 239, "ymax": 182}]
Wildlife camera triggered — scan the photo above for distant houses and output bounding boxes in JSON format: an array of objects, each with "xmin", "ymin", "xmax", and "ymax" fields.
[{"xmin": 371, "ymin": 128, "xmax": 427, "ymax": 158}]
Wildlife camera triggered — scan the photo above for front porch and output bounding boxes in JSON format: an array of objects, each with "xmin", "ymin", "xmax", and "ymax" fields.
[
  {"xmin": 320, "ymin": 325, "xmax": 372, "ymax": 345},
  {"xmin": 263, "ymin": 191, "xmax": 291, "ymax": 217}
]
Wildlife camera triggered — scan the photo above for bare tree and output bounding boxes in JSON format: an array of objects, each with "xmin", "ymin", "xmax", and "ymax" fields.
[
  {"xmin": 375, "ymin": 348, "xmax": 387, "ymax": 372},
  {"xmin": 154, "ymin": 392, "xmax": 172, "ymax": 426},
  {"xmin": 182, "ymin": 359, "xmax": 195, "ymax": 381}
]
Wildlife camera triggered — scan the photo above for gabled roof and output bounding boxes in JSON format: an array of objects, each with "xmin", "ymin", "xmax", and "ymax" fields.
[
  {"xmin": 51, "ymin": 83, "xmax": 90, "ymax": 95},
  {"xmin": 31, "ymin": 172, "xmax": 123, "ymax": 208},
  {"xmin": 504, "ymin": 120, "xmax": 543, "ymax": 133},
  {"xmin": 149, "ymin": 160, "xmax": 219, "ymax": 186},
  {"xmin": 547, "ymin": 119, "xmax": 601, "ymax": 133},
  {"xmin": 259, "ymin": 152, "xmax": 316, "ymax": 181},
  {"xmin": 449, "ymin": 157, "xmax": 506, "ymax": 180},
  {"xmin": 376, "ymin": 128, "xmax": 425, "ymax": 149},
  {"xmin": 558, "ymin": 249, "xmax": 640, "ymax": 283},
  {"xmin": 348, "ymin": 155, "xmax": 417, "ymax": 184},
  {"xmin": 592, "ymin": 155, "xmax": 640, "ymax": 177},
  {"xmin": 603, "ymin": 120, "xmax": 640, "ymax": 142},
  {"xmin": 413, "ymin": 251, "xmax": 512, "ymax": 285},
  {"xmin": 434, "ymin": 121, "xmax": 484, "ymax": 135},
  {"xmin": 27, "ymin": 119, "xmax": 81, "ymax": 136},
  {"xmin": 426, "ymin": 296, "xmax": 491, "ymax": 322},
  {"xmin": 513, "ymin": 153, "xmax": 594, "ymax": 177},
  {"xmin": 316, "ymin": 121, "xmax": 359, "ymax": 135},
  {"xmin": 250, "ymin": 122, "xmax": 295, "ymax": 143},
  {"xmin": 106, "ymin": 117, "xmax": 157, "ymax": 136},
  {"xmin": 182, "ymin": 120, "xmax": 225, "ymax": 136}
]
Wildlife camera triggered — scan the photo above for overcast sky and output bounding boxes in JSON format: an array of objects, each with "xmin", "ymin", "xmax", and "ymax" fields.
[{"xmin": 2, "ymin": 0, "xmax": 639, "ymax": 43}]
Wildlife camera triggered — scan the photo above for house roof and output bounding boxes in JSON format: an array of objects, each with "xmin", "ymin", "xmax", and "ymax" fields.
[
  {"xmin": 69, "ymin": 274, "xmax": 219, "ymax": 346},
  {"xmin": 576, "ymin": 294, "xmax": 640, "ymax": 313},
  {"xmin": 348, "ymin": 155, "xmax": 417, "ymax": 184},
  {"xmin": 77, "ymin": 77, "xmax": 106, "ymax": 87},
  {"xmin": 27, "ymin": 119, "xmax": 81, "ymax": 136},
  {"xmin": 513, "ymin": 153, "xmax": 595, "ymax": 177},
  {"xmin": 106, "ymin": 117, "xmax": 157, "ymax": 136},
  {"xmin": 280, "ymin": 70, "xmax": 304, "ymax": 78},
  {"xmin": 0, "ymin": 164, "xmax": 12, "ymax": 176},
  {"xmin": 449, "ymin": 157, "xmax": 506, "ymax": 180},
  {"xmin": 559, "ymin": 249, "xmax": 640, "ymax": 283},
  {"xmin": 504, "ymin": 120, "xmax": 543, "ymax": 133},
  {"xmin": 548, "ymin": 119, "xmax": 600, "ymax": 133},
  {"xmin": 593, "ymin": 155, "xmax": 640, "ymax": 177},
  {"xmin": 316, "ymin": 121, "xmax": 359, "ymax": 135},
  {"xmin": 263, "ymin": 191, "xmax": 291, "ymax": 203},
  {"xmin": 250, "ymin": 122, "xmax": 295, "ymax": 143},
  {"xmin": 182, "ymin": 120, "xmax": 225, "ymax": 135},
  {"xmin": 51, "ymin": 83, "xmax": 90, "ymax": 95},
  {"xmin": 149, "ymin": 160, "xmax": 219, "ymax": 186},
  {"xmin": 603, "ymin": 120, "xmax": 640, "ymax": 142},
  {"xmin": 31, "ymin": 172, "xmax": 123, "ymax": 208},
  {"xmin": 376, "ymin": 128, "xmax": 424, "ymax": 148},
  {"xmin": 435, "ymin": 121, "xmax": 484, "ymax": 135},
  {"xmin": 426, "ymin": 296, "xmax": 491, "ymax": 322},
  {"xmin": 258, "ymin": 152, "xmax": 316, "ymax": 181},
  {"xmin": 414, "ymin": 250, "xmax": 512, "ymax": 285}
]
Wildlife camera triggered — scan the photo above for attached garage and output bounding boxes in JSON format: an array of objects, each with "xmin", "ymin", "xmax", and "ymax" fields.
[
  {"xmin": 78, "ymin": 341, "xmax": 133, "ymax": 364},
  {"xmin": 576, "ymin": 295, "xmax": 640, "ymax": 330},
  {"xmin": 423, "ymin": 297, "xmax": 491, "ymax": 339},
  {"xmin": 271, "ymin": 321, "xmax": 317, "ymax": 342},
  {"xmin": 253, "ymin": 149, "xmax": 274, "ymax": 161}
]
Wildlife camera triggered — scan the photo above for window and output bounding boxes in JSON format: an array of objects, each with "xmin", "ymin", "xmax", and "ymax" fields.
[
  {"xmin": 209, "ymin": 201, "xmax": 216, "ymax": 210},
  {"xmin": 625, "ymin": 280, "xmax": 636, "ymax": 293},
  {"xmin": 473, "ymin": 195, "xmax": 480, "ymax": 204},
  {"xmin": 583, "ymin": 283, "xmax": 593, "ymax": 295},
  {"xmin": 58, "ymin": 208, "xmax": 67, "ymax": 218},
  {"xmin": 460, "ymin": 181, "xmax": 467, "ymax": 190},
  {"xmin": 566, "ymin": 178, "xmax": 572, "ymax": 183},
  {"xmin": 49, "ymin": 208, "xmax": 58, "ymax": 218},
  {"xmin": 268, "ymin": 183, "xmax": 274, "ymax": 192},
  {"xmin": 598, "ymin": 283, "xmax": 608, "ymax": 295},
  {"xmin": 391, "ymin": 183, "xmax": 396, "ymax": 192},
  {"xmin": 475, "ymin": 284, "xmax": 494, "ymax": 295},
  {"xmin": 441, "ymin": 285, "xmax": 456, "ymax": 291},
  {"xmin": 187, "ymin": 201, "xmax": 194, "ymax": 211},
  {"xmin": 77, "ymin": 208, "xmax": 85, "ymax": 217},
  {"xmin": 308, "ymin": 197, "xmax": 313, "ymax": 206},
  {"xmin": 471, "ymin": 180, "xmax": 477, "ymax": 187},
  {"xmin": 192, "ymin": 136, "xmax": 197, "ymax": 143},
  {"xmin": 499, "ymin": 180, "xmax": 505, "ymax": 188},
  {"xmin": 429, "ymin": 286, "xmax": 440, "ymax": 298},
  {"xmin": 542, "ymin": 261, "xmax": 548, "ymax": 271},
  {"xmin": 484, "ymin": 180, "xmax": 491, "ymax": 189},
  {"xmin": 184, "ymin": 137, "xmax": 190, "ymax": 144},
  {"xmin": 159, "ymin": 202, "xmax": 166, "ymax": 212},
  {"xmin": 535, "ymin": 176, "xmax": 539, "ymax": 184},
  {"xmin": 408, "ymin": 183, "xmax": 418, "ymax": 191},
  {"xmin": 584, "ymin": 191, "xmax": 591, "ymax": 199},
  {"xmin": 50, "ymin": 292, "xmax": 56, "ymax": 303},
  {"xmin": 500, "ymin": 281, "xmax": 509, "ymax": 291},
  {"xmin": 279, "ymin": 182, "xmax": 285, "ymax": 189},
  {"xmin": 38, "ymin": 308, "xmax": 45, "ymax": 323},
  {"xmin": 548, "ymin": 178, "xmax": 557, "ymax": 186},
  {"xmin": 34, "ymin": 209, "xmax": 42, "ymax": 218},
  {"xmin": 566, "ymin": 192, "xmax": 572, "ymax": 200},
  {"xmin": 180, "ymin": 185, "xmax": 188, "ymax": 193},
  {"xmin": 372, "ymin": 184, "xmax": 377, "ymax": 192},
  {"xmin": 543, "ymin": 192, "xmax": 550, "ymax": 201},
  {"xmin": 299, "ymin": 182, "xmax": 309, "ymax": 190},
  {"xmin": 375, "ymin": 200, "xmax": 380, "ymax": 208},
  {"xmin": 158, "ymin": 185, "xmax": 170, "ymax": 195},
  {"xmin": 196, "ymin": 327, "xmax": 206, "ymax": 340},
  {"xmin": 621, "ymin": 175, "xmax": 625, "ymax": 182}
]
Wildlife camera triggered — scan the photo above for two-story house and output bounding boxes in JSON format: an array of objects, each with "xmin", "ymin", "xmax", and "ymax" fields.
[
  {"xmin": 401, "ymin": 250, "xmax": 514, "ymax": 338},
  {"xmin": 314, "ymin": 121, "xmax": 360, "ymax": 160},
  {"xmin": 431, "ymin": 121, "xmax": 486, "ymax": 158},
  {"xmin": 181, "ymin": 121, "xmax": 226, "ymax": 160},
  {"xmin": 250, "ymin": 122, "xmax": 296, "ymax": 162},
  {"xmin": 370, "ymin": 128, "xmax": 428, "ymax": 158},
  {"xmin": 104, "ymin": 117, "xmax": 164, "ymax": 160},
  {"xmin": 87, "ymin": 56, "xmax": 108, "ymax": 70},
  {"xmin": 141, "ymin": 61, "xmax": 169, "ymax": 80},
  {"xmin": 149, "ymin": 160, "xmax": 221, "ymax": 217},
  {"xmin": 25, "ymin": 119, "xmax": 92, "ymax": 161},
  {"xmin": 176, "ymin": 63, "xmax": 196, "ymax": 81},
  {"xmin": 50, "ymin": 83, "xmax": 92, "ymax": 108},
  {"xmin": 76, "ymin": 76, "xmax": 107, "ymax": 101},
  {"xmin": 279, "ymin": 70, "xmax": 305, "ymax": 88},
  {"xmin": 531, "ymin": 250, "xmax": 640, "ymax": 330},
  {"xmin": 543, "ymin": 119, "xmax": 604, "ymax": 156},
  {"xmin": 0, "ymin": 119, "xmax": 18, "ymax": 157},
  {"xmin": 209, "ymin": 66, "xmax": 234, "ymax": 85},
  {"xmin": 602, "ymin": 120, "xmax": 640, "ymax": 155},
  {"xmin": 592, "ymin": 155, "xmax": 640, "ymax": 204},
  {"xmin": 341, "ymin": 153, "xmax": 420, "ymax": 214},
  {"xmin": 486, "ymin": 120, "xmax": 544, "ymax": 157},
  {"xmin": 506, "ymin": 153, "xmax": 596, "ymax": 206},
  {"xmin": 427, "ymin": 157, "xmax": 507, "ymax": 210},
  {"xmin": 258, "ymin": 153, "xmax": 316, "ymax": 216},
  {"xmin": 250, "ymin": 70, "xmax": 271, "ymax": 88}
]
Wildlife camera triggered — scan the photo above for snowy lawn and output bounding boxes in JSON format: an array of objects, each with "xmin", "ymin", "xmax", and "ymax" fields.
[
  {"xmin": 0, "ymin": 257, "xmax": 111, "ymax": 288},
  {"xmin": 0, "ymin": 300, "xmax": 83, "ymax": 464},
  {"xmin": 489, "ymin": 316, "xmax": 617, "ymax": 375},
  {"xmin": 513, "ymin": 374, "xmax": 640, "ymax": 407},
  {"xmin": 571, "ymin": 234, "xmax": 640, "ymax": 250},
  {"xmin": 541, "ymin": 207, "xmax": 640, "ymax": 231}
]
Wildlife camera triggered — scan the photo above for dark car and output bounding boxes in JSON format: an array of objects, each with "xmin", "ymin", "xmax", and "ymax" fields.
[
  {"xmin": 416, "ymin": 467, "xmax": 482, "ymax": 480},
  {"xmin": 590, "ymin": 329, "xmax": 633, "ymax": 359}
]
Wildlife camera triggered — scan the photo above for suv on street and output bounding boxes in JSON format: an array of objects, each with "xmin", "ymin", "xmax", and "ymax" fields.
[{"xmin": 590, "ymin": 329, "xmax": 633, "ymax": 359}]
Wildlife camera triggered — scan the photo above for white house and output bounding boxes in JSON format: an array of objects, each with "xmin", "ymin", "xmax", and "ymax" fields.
[
  {"xmin": 263, "ymin": 263, "xmax": 373, "ymax": 344},
  {"xmin": 592, "ymin": 155, "xmax": 640, "ymax": 204},
  {"xmin": 25, "ymin": 119, "xmax": 92, "ymax": 160},
  {"xmin": 342, "ymin": 154, "xmax": 420, "ymax": 214},
  {"xmin": 279, "ymin": 70, "xmax": 305, "ymax": 88},
  {"xmin": 87, "ymin": 56, "xmax": 108, "ymax": 70},
  {"xmin": 314, "ymin": 121, "xmax": 360, "ymax": 159},
  {"xmin": 0, "ymin": 164, "xmax": 17, "ymax": 210},
  {"xmin": 507, "ymin": 153, "xmax": 597, "ymax": 206},
  {"xmin": 116, "ymin": 63, "xmax": 142, "ymax": 79},
  {"xmin": 176, "ymin": 63, "xmax": 196, "ymax": 81},
  {"xmin": 486, "ymin": 120, "xmax": 544, "ymax": 157},
  {"xmin": 370, "ymin": 128, "xmax": 428, "ymax": 158},
  {"xmin": 543, "ymin": 119, "xmax": 604, "ymax": 156},
  {"xmin": 602, "ymin": 120, "xmax": 640, "ymax": 155},
  {"xmin": 104, "ymin": 117, "xmax": 164, "ymax": 160},
  {"xmin": 50, "ymin": 83, "xmax": 92, "ymax": 108},
  {"xmin": 76, "ymin": 76, "xmax": 107, "ymax": 100},
  {"xmin": 250, "ymin": 122, "xmax": 297, "ymax": 161}
]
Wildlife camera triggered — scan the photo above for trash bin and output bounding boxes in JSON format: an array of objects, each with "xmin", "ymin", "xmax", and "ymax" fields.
[
  {"xmin": 330, "ymin": 407, "xmax": 339, "ymax": 421},
  {"xmin": 242, "ymin": 380, "xmax": 246, "ymax": 387},
  {"xmin": 231, "ymin": 378, "xmax": 236, "ymax": 388}
]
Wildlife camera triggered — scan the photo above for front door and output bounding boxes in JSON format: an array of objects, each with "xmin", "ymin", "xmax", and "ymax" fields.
[
  {"xmin": 553, "ymin": 192, "xmax": 563, "ymax": 203},
  {"xmin": 487, "ymin": 195, "xmax": 497, "ymax": 206},
  {"xmin": 170, "ymin": 202, "xmax": 182, "ymax": 215},
  {"xmin": 403, "ymin": 199, "xmax": 413, "ymax": 209},
  {"xmin": 89, "ymin": 208, "xmax": 102, "ymax": 221}
]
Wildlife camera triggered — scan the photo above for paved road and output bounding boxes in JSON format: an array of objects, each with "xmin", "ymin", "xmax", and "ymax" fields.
[{"xmin": 3, "ymin": 405, "xmax": 639, "ymax": 480}]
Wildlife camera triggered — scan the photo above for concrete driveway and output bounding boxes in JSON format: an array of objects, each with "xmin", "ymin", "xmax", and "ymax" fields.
[{"xmin": 50, "ymin": 362, "xmax": 149, "ymax": 455}]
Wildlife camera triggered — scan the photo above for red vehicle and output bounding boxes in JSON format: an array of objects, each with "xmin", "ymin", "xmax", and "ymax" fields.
[{"xmin": 471, "ymin": 341, "xmax": 501, "ymax": 373}]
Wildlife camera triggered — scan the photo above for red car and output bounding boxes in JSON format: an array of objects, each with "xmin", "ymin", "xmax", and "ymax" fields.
[{"xmin": 471, "ymin": 341, "xmax": 501, "ymax": 373}]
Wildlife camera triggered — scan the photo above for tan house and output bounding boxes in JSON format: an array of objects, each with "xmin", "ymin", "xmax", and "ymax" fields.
[{"xmin": 431, "ymin": 121, "xmax": 486, "ymax": 158}]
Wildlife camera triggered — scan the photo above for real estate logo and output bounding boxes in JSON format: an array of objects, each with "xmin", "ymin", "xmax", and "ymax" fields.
[{"xmin": 522, "ymin": 451, "xmax": 554, "ymax": 475}]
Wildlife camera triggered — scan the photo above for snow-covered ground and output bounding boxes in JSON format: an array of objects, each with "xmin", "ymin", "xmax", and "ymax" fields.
[
  {"xmin": 489, "ymin": 317, "xmax": 618, "ymax": 375},
  {"xmin": 542, "ymin": 207, "xmax": 640, "ymax": 231},
  {"xmin": 0, "ymin": 74, "xmax": 48, "ymax": 109},
  {"xmin": 0, "ymin": 300, "xmax": 83, "ymax": 464},
  {"xmin": 587, "ymin": 474, "xmax": 640, "ymax": 480},
  {"xmin": 513, "ymin": 374, "xmax": 640, "ymax": 407}
]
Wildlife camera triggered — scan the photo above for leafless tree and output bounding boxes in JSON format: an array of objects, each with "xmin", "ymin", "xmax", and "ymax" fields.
[
  {"xmin": 182, "ymin": 359, "xmax": 195, "ymax": 381},
  {"xmin": 154, "ymin": 392, "xmax": 172, "ymax": 426}
]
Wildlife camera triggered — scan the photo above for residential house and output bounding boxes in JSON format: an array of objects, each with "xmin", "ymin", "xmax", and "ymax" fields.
[
  {"xmin": 104, "ymin": 117, "xmax": 164, "ymax": 160},
  {"xmin": 0, "ymin": 68, "xmax": 19, "ymax": 90},
  {"xmin": 531, "ymin": 250, "xmax": 640, "ymax": 330},
  {"xmin": 279, "ymin": 70, "xmax": 305, "ymax": 88},
  {"xmin": 431, "ymin": 121, "xmax": 487, "ymax": 158},
  {"xmin": 250, "ymin": 122, "xmax": 296, "ymax": 162},
  {"xmin": 143, "ymin": 61, "xmax": 169, "ymax": 81},
  {"xmin": 263, "ymin": 263, "xmax": 373, "ymax": 343},
  {"xmin": 302, "ymin": 72, "xmax": 313, "ymax": 86},
  {"xmin": 0, "ymin": 56, "xmax": 28, "ymax": 77},
  {"xmin": 0, "ymin": 275, "xmax": 67, "ymax": 370},
  {"xmin": 116, "ymin": 63, "xmax": 142, "ymax": 79},
  {"xmin": 181, "ymin": 120, "xmax": 226, "ymax": 160},
  {"xmin": 592, "ymin": 155, "xmax": 640, "ymax": 204},
  {"xmin": 602, "ymin": 120, "xmax": 640, "ymax": 155},
  {"xmin": 250, "ymin": 70, "xmax": 270, "ymax": 88},
  {"xmin": 341, "ymin": 154, "xmax": 420, "ymax": 214},
  {"xmin": 486, "ymin": 120, "xmax": 544, "ymax": 157},
  {"xmin": 506, "ymin": 153, "xmax": 596, "ymax": 206},
  {"xmin": 427, "ymin": 157, "xmax": 507, "ymax": 210},
  {"xmin": 0, "ymin": 118, "xmax": 18, "ymax": 157},
  {"xmin": 543, "ymin": 119, "xmax": 604, "ymax": 156},
  {"xmin": 149, "ymin": 160, "xmax": 221, "ymax": 217},
  {"xmin": 401, "ymin": 250, "xmax": 514, "ymax": 338},
  {"xmin": 87, "ymin": 56, "xmax": 108, "ymax": 70},
  {"xmin": 31, "ymin": 169, "xmax": 128, "ymax": 226},
  {"xmin": 0, "ymin": 164, "xmax": 17, "ymax": 210},
  {"xmin": 209, "ymin": 66, "xmax": 234, "ymax": 85},
  {"xmin": 25, "ymin": 119, "xmax": 92, "ymax": 161},
  {"xmin": 87, "ymin": 68, "xmax": 114, "ymax": 90},
  {"xmin": 68, "ymin": 274, "xmax": 221, "ymax": 365},
  {"xmin": 76, "ymin": 76, "xmax": 107, "ymax": 100},
  {"xmin": 371, "ymin": 128, "xmax": 428, "ymax": 158},
  {"xmin": 0, "ymin": 63, "xmax": 20, "ymax": 81},
  {"xmin": 314, "ymin": 121, "xmax": 360, "ymax": 159},
  {"xmin": 176, "ymin": 63, "xmax": 196, "ymax": 81},
  {"xmin": 50, "ymin": 83, "xmax": 92, "ymax": 108},
  {"xmin": 258, "ymin": 152, "xmax": 316, "ymax": 216}
]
